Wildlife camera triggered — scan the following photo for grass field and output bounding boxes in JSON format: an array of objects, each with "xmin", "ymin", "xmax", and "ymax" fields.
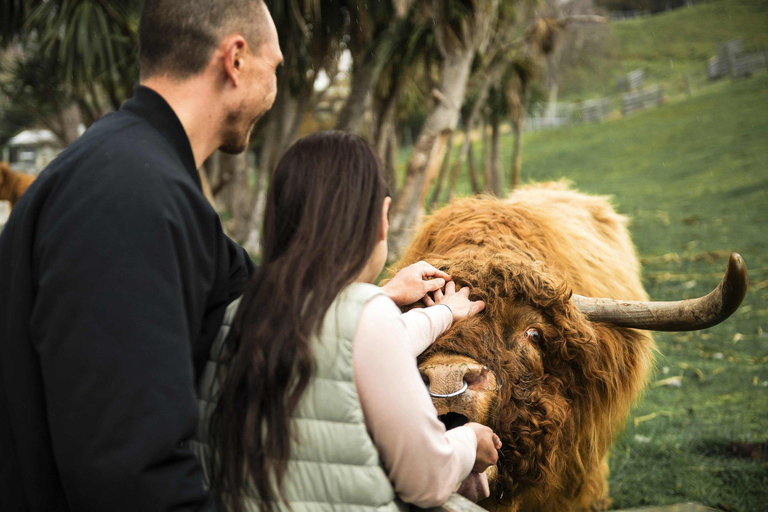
[
  {"xmin": 434, "ymin": 71, "xmax": 768, "ymax": 510},
  {"xmin": 561, "ymin": 0, "xmax": 768, "ymax": 101}
]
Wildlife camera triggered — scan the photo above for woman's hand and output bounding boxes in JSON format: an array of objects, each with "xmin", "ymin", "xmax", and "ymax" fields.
[
  {"xmin": 464, "ymin": 422, "xmax": 502, "ymax": 473},
  {"xmin": 381, "ymin": 261, "xmax": 452, "ymax": 307},
  {"xmin": 423, "ymin": 281, "xmax": 486, "ymax": 322}
]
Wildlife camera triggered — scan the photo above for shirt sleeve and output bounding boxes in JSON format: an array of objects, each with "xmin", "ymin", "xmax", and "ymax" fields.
[
  {"xmin": 400, "ymin": 305, "xmax": 453, "ymax": 357},
  {"xmin": 29, "ymin": 165, "xmax": 215, "ymax": 511},
  {"xmin": 352, "ymin": 295, "xmax": 476, "ymax": 508},
  {"xmin": 224, "ymin": 234, "xmax": 256, "ymax": 295}
]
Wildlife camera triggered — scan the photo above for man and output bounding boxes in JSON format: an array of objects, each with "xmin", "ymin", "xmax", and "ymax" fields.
[
  {"xmin": 0, "ymin": 1, "xmax": 278, "ymax": 510},
  {"xmin": 0, "ymin": 1, "xmax": 451, "ymax": 510}
]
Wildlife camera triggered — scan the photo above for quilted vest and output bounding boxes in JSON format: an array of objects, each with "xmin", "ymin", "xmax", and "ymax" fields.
[{"xmin": 192, "ymin": 283, "xmax": 407, "ymax": 512}]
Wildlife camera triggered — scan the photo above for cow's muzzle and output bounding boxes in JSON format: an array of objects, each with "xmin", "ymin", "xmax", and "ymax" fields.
[{"xmin": 420, "ymin": 360, "xmax": 497, "ymax": 400}]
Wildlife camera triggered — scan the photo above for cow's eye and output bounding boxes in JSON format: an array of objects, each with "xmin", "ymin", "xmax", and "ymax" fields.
[{"xmin": 525, "ymin": 328, "xmax": 542, "ymax": 343}]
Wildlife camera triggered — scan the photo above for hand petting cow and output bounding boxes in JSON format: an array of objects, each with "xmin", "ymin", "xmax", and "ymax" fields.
[
  {"xmin": 395, "ymin": 182, "xmax": 747, "ymax": 512},
  {"xmin": 0, "ymin": 162, "xmax": 36, "ymax": 209}
]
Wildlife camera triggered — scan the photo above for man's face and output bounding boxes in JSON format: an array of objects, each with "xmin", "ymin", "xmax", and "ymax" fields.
[{"xmin": 220, "ymin": 5, "xmax": 283, "ymax": 154}]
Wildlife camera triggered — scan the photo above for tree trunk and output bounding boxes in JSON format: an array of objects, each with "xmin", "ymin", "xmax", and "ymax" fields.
[
  {"xmin": 488, "ymin": 117, "xmax": 503, "ymax": 196},
  {"xmin": 388, "ymin": 47, "xmax": 476, "ymax": 258},
  {"xmin": 466, "ymin": 140, "xmax": 481, "ymax": 194},
  {"xmin": 482, "ymin": 115, "xmax": 492, "ymax": 193},
  {"xmin": 429, "ymin": 131, "xmax": 457, "ymax": 208},
  {"xmin": 335, "ymin": 51, "xmax": 379, "ymax": 136},
  {"xmin": 510, "ymin": 114, "xmax": 524, "ymax": 190},
  {"xmin": 545, "ymin": 82, "xmax": 558, "ymax": 122},
  {"xmin": 373, "ymin": 59, "xmax": 407, "ymax": 162},
  {"xmin": 258, "ymin": 84, "xmax": 312, "ymax": 175},
  {"xmin": 444, "ymin": 58, "xmax": 506, "ymax": 198},
  {"xmin": 221, "ymin": 151, "xmax": 251, "ymax": 241},
  {"xmin": 374, "ymin": 69, "xmax": 405, "ymax": 197},
  {"xmin": 225, "ymin": 81, "xmax": 315, "ymax": 252},
  {"xmin": 444, "ymin": 131, "xmax": 464, "ymax": 201},
  {"xmin": 385, "ymin": 124, "xmax": 399, "ymax": 197}
]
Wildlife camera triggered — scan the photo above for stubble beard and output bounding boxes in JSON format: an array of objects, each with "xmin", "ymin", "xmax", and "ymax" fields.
[{"xmin": 219, "ymin": 102, "xmax": 261, "ymax": 155}]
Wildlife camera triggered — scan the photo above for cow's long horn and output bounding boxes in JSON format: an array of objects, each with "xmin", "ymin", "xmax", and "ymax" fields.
[{"xmin": 571, "ymin": 253, "xmax": 748, "ymax": 331}]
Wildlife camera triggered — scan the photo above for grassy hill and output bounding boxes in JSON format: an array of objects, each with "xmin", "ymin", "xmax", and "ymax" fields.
[
  {"xmin": 560, "ymin": 0, "xmax": 768, "ymax": 101},
  {"xmin": 402, "ymin": 3, "xmax": 767, "ymax": 507},
  {"xmin": 437, "ymin": 73, "xmax": 767, "ymax": 509}
]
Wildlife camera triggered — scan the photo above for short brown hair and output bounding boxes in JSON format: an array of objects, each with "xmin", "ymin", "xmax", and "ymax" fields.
[{"xmin": 139, "ymin": 0, "xmax": 268, "ymax": 79}]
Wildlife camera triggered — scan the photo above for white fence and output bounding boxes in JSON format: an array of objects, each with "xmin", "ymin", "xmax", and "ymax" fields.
[
  {"xmin": 524, "ymin": 103, "xmax": 573, "ymax": 133},
  {"xmin": 524, "ymin": 82, "xmax": 666, "ymax": 133},
  {"xmin": 708, "ymin": 38, "xmax": 768, "ymax": 80},
  {"xmin": 573, "ymin": 97, "xmax": 615, "ymax": 124},
  {"xmin": 616, "ymin": 69, "xmax": 645, "ymax": 92},
  {"xmin": 622, "ymin": 85, "xmax": 665, "ymax": 116},
  {"xmin": 731, "ymin": 51, "xmax": 768, "ymax": 78},
  {"xmin": 609, "ymin": 10, "xmax": 650, "ymax": 21}
]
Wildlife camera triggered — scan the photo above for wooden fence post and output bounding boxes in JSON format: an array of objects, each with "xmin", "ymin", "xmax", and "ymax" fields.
[{"xmin": 414, "ymin": 494, "xmax": 486, "ymax": 512}]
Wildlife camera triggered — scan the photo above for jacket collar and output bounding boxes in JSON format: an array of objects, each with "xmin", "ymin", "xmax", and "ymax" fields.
[{"xmin": 120, "ymin": 85, "xmax": 200, "ymax": 187}]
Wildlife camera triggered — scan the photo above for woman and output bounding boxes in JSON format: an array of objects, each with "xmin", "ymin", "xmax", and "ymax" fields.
[{"xmin": 203, "ymin": 132, "xmax": 500, "ymax": 512}]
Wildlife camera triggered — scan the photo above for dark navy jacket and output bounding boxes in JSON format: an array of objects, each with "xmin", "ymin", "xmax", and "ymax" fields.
[{"xmin": 0, "ymin": 86, "xmax": 255, "ymax": 511}]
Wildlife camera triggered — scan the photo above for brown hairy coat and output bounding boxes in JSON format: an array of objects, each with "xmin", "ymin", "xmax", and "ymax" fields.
[
  {"xmin": 0, "ymin": 162, "xmax": 36, "ymax": 208},
  {"xmin": 396, "ymin": 182, "xmax": 655, "ymax": 511}
]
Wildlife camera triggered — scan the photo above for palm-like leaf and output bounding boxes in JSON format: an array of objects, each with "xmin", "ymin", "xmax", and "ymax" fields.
[
  {"xmin": 0, "ymin": 47, "xmax": 71, "ymax": 144},
  {"xmin": 0, "ymin": 0, "xmax": 41, "ymax": 45},
  {"xmin": 25, "ymin": 0, "xmax": 140, "ymax": 108}
]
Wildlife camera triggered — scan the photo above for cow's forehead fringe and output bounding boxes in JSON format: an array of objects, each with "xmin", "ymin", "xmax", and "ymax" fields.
[{"xmin": 423, "ymin": 254, "xmax": 572, "ymax": 312}]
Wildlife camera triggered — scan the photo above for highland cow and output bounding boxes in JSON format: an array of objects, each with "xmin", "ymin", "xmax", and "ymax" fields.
[
  {"xmin": 395, "ymin": 183, "xmax": 747, "ymax": 511},
  {"xmin": 0, "ymin": 162, "xmax": 36, "ymax": 208}
]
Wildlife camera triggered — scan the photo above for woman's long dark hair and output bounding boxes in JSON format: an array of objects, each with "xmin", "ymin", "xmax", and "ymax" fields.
[{"xmin": 209, "ymin": 131, "xmax": 389, "ymax": 512}]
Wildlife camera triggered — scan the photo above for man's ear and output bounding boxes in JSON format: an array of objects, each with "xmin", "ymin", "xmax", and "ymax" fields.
[
  {"xmin": 380, "ymin": 197, "xmax": 392, "ymax": 242},
  {"xmin": 222, "ymin": 35, "xmax": 247, "ymax": 86}
]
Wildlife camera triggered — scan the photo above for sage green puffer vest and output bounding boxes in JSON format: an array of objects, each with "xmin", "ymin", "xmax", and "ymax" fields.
[{"xmin": 192, "ymin": 283, "xmax": 408, "ymax": 512}]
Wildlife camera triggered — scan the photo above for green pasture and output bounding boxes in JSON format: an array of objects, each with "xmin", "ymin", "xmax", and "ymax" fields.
[
  {"xmin": 562, "ymin": 0, "xmax": 768, "ymax": 101},
  {"xmin": 426, "ymin": 71, "xmax": 768, "ymax": 509}
]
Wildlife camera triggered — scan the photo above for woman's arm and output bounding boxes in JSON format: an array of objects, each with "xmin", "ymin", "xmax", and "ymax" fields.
[
  {"xmin": 400, "ymin": 305, "xmax": 452, "ymax": 357},
  {"xmin": 353, "ymin": 295, "xmax": 476, "ymax": 508}
]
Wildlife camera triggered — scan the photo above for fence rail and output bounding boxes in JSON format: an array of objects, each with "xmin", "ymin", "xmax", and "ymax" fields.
[
  {"xmin": 609, "ymin": 10, "xmax": 650, "ymax": 21},
  {"xmin": 706, "ymin": 38, "xmax": 768, "ymax": 80},
  {"xmin": 617, "ymin": 69, "xmax": 645, "ymax": 92},
  {"xmin": 573, "ymin": 97, "xmax": 614, "ymax": 124},
  {"xmin": 416, "ymin": 494, "xmax": 484, "ymax": 512},
  {"xmin": 622, "ymin": 85, "xmax": 664, "ymax": 116},
  {"xmin": 731, "ymin": 51, "xmax": 768, "ymax": 78}
]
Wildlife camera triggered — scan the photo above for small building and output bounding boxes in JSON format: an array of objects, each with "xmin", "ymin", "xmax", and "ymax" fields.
[{"xmin": 2, "ymin": 129, "xmax": 64, "ymax": 175}]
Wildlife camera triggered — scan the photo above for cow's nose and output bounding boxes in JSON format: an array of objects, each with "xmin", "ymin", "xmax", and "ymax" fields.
[{"xmin": 420, "ymin": 362, "xmax": 493, "ymax": 397}]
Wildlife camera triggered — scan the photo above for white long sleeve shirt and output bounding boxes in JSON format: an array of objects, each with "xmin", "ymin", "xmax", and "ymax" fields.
[{"xmin": 352, "ymin": 295, "xmax": 477, "ymax": 508}]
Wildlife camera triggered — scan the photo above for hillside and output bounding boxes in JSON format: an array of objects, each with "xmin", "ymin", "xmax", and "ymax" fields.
[
  {"xmin": 560, "ymin": 0, "xmax": 768, "ymax": 100},
  {"xmin": 443, "ymin": 72, "xmax": 767, "ymax": 510}
]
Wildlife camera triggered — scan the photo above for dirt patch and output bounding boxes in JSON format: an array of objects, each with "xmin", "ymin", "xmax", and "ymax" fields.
[{"xmin": 725, "ymin": 442, "xmax": 768, "ymax": 461}]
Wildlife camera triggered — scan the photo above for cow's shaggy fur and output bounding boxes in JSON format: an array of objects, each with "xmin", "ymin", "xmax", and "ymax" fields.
[
  {"xmin": 0, "ymin": 162, "xmax": 36, "ymax": 208},
  {"xmin": 396, "ymin": 182, "xmax": 655, "ymax": 511}
]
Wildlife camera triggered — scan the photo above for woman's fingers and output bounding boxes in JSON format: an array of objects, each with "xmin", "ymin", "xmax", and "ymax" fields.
[
  {"xmin": 418, "ymin": 261, "xmax": 451, "ymax": 282},
  {"xmin": 469, "ymin": 300, "xmax": 486, "ymax": 316},
  {"xmin": 422, "ymin": 279, "xmax": 484, "ymax": 321},
  {"xmin": 422, "ymin": 278, "xmax": 446, "ymax": 295}
]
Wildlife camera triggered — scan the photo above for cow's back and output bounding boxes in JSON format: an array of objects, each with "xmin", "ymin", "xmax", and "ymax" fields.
[
  {"xmin": 506, "ymin": 182, "xmax": 648, "ymax": 301},
  {"xmin": 403, "ymin": 182, "xmax": 647, "ymax": 302}
]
